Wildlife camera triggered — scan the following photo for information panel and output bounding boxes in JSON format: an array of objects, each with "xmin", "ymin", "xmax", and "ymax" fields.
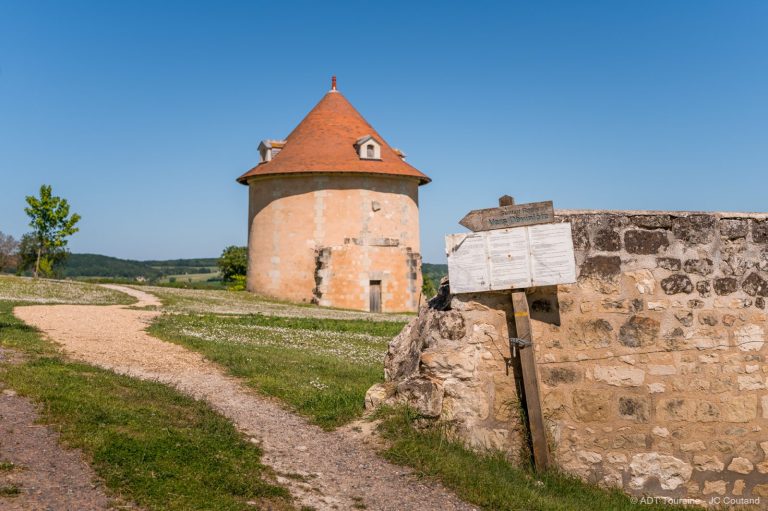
[{"xmin": 445, "ymin": 222, "xmax": 576, "ymax": 294}]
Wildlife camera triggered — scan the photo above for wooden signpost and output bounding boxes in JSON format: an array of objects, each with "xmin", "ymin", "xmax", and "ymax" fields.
[
  {"xmin": 459, "ymin": 200, "xmax": 555, "ymax": 232},
  {"xmin": 446, "ymin": 196, "xmax": 576, "ymax": 472}
]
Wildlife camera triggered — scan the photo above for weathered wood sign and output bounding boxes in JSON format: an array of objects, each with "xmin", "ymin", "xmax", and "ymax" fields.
[
  {"xmin": 445, "ymin": 222, "xmax": 576, "ymax": 294},
  {"xmin": 459, "ymin": 200, "xmax": 554, "ymax": 232}
]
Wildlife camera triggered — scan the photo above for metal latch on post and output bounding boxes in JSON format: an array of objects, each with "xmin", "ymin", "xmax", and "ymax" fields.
[{"xmin": 509, "ymin": 337, "xmax": 531, "ymax": 358}]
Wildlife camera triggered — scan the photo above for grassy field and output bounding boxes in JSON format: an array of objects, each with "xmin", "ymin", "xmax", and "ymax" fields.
[
  {"xmin": 158, "ymin": 268, "xmax": 221, "ymax": 284},
  {"xmin": 0, "ymin": 275, "xmax": 135, "ymax": 305},
  {"xmin": 0, "ymin": 282, "xmax": 294, "ymax": 511},
  {"xmin": 139, "ymin": 284, "xmax": 412, "ymax": 321},
  {"xmin": 150, "ymin": 313, "xmax": 403, "ymax": 429}
]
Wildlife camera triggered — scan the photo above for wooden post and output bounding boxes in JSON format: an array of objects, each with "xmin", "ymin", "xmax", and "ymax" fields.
[
  {"xmin": 497, "ymin": 196, "xmax": 549, "ymax": 472},
  {"xmin": 499, "ymin": 194, "xmax": 515, "ymax": 206},
  {"xmin": 510, "ymin": 291, "xmax": 550, "ymax": 472}
]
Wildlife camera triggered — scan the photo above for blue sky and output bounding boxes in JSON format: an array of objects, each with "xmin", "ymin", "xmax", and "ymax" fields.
[{"xmin": 1, "ymin": 1, "xmax": 766, "ymax": 263}]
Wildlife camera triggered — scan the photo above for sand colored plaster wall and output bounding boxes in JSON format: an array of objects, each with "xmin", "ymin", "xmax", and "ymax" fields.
[{"xmin": 246, "ymin": 173, "xmax": 422, "ymax": 311}]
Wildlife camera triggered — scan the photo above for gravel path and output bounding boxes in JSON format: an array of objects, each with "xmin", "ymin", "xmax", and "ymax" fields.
[
  {"xmin": 14, "ymin": 286, "xmax": 475, "ymax": 511},
  {"xmin": 0, "ymin": 349, "xmax": 117, "ymax": 511}
]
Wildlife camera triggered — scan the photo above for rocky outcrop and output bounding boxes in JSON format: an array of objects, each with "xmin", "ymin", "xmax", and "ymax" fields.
[{"xmin": 366, "ymin": 279, "xmax": 527, "ymax": 459}]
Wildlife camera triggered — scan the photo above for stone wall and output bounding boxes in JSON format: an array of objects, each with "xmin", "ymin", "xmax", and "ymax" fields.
[{"xmin": 368, "ymin": 209, "xmax": 768, "ymax": 505}]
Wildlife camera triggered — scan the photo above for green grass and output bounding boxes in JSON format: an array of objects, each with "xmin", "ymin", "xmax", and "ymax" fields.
[
  {"xmin": 0, "ymin": 462, "xmax": 15, "ymax": 471},
  {"xmin": 0, "ymin": 275, "xmax": 135, "ymax": 305},
  {"xmin": 0, "ymin": 484, "xmax": 20, "ymax": 497},
  {"xmin": 149, "ymin": 313, "xmax": 405, "ymax": 429},
  {"xmin": 0, "ymin": 301, "xmax": 293, "ymax": 511},
  {"xmin": 375, "ymin": 407, "xmax": 686, "ymax": 511}
]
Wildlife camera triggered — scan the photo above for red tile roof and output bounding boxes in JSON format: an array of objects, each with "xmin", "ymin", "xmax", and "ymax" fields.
[{"xmin": 237, "ymin": 90, "xmax": 431, "ymax": 185}]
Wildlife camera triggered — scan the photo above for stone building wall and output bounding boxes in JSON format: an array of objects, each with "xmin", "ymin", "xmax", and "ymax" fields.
[
  {"xmin": 247, "ymin": 173, "xmax": 422, "ymax": 312},
  {"xmin": 369, "ymin": 209, "xmax": 768, "ymax": 504}
]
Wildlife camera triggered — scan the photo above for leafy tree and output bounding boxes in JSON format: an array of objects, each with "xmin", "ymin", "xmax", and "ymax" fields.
[
  {"xmin": 24, "ymin": 185, "xmax": 81, "ymax": 278},
  {"xmin": 17, "ymin": 233, "xmax": 69, "ymax": 277},
  {"xmin": 218, "ymin": 246, "xmax": 247, "ymax": 282},
  {"xmin": 0, "ymin": 232, "xmax": 19, "ymax": 272},
  {"xmin": 422, "ymin": 274, "xmax": 437, "ymax": 299}
]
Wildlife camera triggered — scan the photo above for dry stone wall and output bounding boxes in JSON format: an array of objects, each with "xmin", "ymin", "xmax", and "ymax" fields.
[{"xmin": 368, "ymin": 209, "xmax": 768, "ymax": 506}]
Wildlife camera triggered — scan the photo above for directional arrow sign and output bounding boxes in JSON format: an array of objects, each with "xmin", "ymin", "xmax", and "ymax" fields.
[{"xmin": 459, "ymin": 200, "xmax": 555, "ymax": 232}]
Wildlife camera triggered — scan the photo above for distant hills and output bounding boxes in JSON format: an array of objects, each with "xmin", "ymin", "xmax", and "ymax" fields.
[
  {"xmin": 60, "ymin": 254, "xmax": 219, "ymax": 281},
  {"xmin": 4, "ymin": 252, "xmax": 447, "ymax": 286}
]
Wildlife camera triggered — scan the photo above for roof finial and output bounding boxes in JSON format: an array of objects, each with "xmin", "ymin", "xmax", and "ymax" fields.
[{"xmin": 331, "ymin": 75, "xmax": 337, "ymax": 91}]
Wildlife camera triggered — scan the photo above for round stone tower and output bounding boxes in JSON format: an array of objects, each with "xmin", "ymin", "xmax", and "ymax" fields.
[{"xmin": 237, "ymin": 79, "xmax": 431, "ymax": 312}]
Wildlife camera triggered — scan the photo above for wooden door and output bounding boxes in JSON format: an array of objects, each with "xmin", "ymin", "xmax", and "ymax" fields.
[{"xmin": 369, "ymin": 280, "xmax": 382, "ymax": 313}]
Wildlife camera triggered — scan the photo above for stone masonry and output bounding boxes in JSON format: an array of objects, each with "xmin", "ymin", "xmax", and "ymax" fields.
[{"xmin": 367, "ymin": 209, "xmax": 768, "ymax": 505}]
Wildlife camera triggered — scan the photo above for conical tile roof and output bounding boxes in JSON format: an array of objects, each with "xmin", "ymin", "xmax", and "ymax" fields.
[{"xmin": 237, "ymin": 88, "xmax": 430, "ymax": 185}]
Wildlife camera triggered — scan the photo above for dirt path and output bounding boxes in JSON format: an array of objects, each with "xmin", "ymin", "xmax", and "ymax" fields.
[
  {"xmin": 14, "ymin": 286, "xmax": 475, "ymax": 511},
  {"xmin": 0, "ymin": 349, "xmax": 117, "ymax": 511}
]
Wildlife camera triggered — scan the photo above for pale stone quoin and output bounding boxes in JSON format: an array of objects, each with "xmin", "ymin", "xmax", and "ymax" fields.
[{"xmin": 237, "ymin": 80, "xmax": 430, "ymax": 312}]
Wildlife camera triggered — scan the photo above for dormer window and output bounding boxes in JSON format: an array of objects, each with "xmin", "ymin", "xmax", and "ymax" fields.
[
  {"xmin": 355, "ymin": 135, "xmax": 381, "ymax": 160},
  {"xmin": 258, "ymin": 139, "xmax": 286, "ymax": 163}
]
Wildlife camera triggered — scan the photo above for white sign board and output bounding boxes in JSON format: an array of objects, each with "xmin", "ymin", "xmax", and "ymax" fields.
[{"xmin": 445, "ymin": 222, "xmax": 576, "ymax": 294}]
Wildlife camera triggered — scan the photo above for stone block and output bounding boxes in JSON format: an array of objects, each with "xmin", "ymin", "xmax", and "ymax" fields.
[
  {"xmin": 629, "ymin": 452, "xmax": 692, "ymax": 490},
  {"xmin": 625, "ymin": 230, "xmax": 670, "ymax": 254},
  {"xmin": 541, "ymin": 366, "xmax": 580, "ymax": 386},
  {"xmin": 618, "ymin": 396, "xmax": 649, "ymax": 422},
  {"xmin": 721, "ymin": 395, "xmax": 758, "ymax": 422},
  {"xmin": 594, "ymin": 365, "xmax": 645, "ymax": 387},
  {"xmin": 742, "ymin": 272, "xmax": 768, "ymax": 297},
  {"xmin": 693, "ymin": 455, "xmax": 724, "ymax": 472},
  {"xmin": 672, "ymin": 215, "xmax": 716, "ymax": 244},
  {"xmin": 580, "ymin": 255, "xmax": 622, "ymax": 281},
  {"xmin": 702, "ymin": 480, "xmax": 726, "ymax": 496},
  {"xmin": 753, "ymin": 219, "xmax": 768, "ymax": 244},
  {"xmin": 657, "ymin": 257, "xmax": 681, "ymax": 271},
  {"xmin": 681, "ymin": 441, "xmax": 706, "ymax": 452},
  {"xmin": 594, "ymin": 228, "xmax": 621, "ymax": 251},
  {"xmin": 656, "ymin": 398, "xmax": 695, "ymax": 421},
  {"xmin": 573, "ymin": 389, "xmax": 611, "ymax": 421},
  {"xmin": 695, "ymin": 281, "xmax": 711, "ymax": 297},
  {"xmin": 632, "ymin": 215, "xmax": 672, "ymax": 229},
  {"xmin": 714, "ymin": 277, "xmax": 738, "ymax": 296},
  {"xmin": 720, "ymin": 219, "xmax": 749, "ymax": 239},
  {"xmin": 684, "ymin": 258, "xmax": 714, "ymax": 276},
  {"xmin": 661, "ymin": 274, "xmax": 694, "ymax": 295},
  {"xmin": 625, "ymin": 270, "xmax": 656, "ymax": 294},
  {"xmin": 735, "ymin": 324, "xmax": 765, "ymax": 352},
  {"xmin": 575, "ymin": 318, "xmax": 614, "ymax": 348},
  {"xmin": 727, "ymin": 457, "xmax": 754, "ymax": 474},
  {"xmin": 737, "ymin": 375, "xmax": 765, "ymax": 391},
  {"xmin": 619, "ymin": 316, "xmax": 660, "ymax": 347},
  {"xmin": 648, "ymin": 364, "xmax": 677, "ymax": 375}
]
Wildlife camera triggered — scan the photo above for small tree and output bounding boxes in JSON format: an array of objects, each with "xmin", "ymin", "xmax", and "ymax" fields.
[
  {"xmin": 24, "ymin": 185, "xmax": 81, "ymax": 278},
  {"xmin": 218, "ymin": 246, "xmax": 247, "ymax": 282},
  {"xmin": 0, "ymin": 232, "xmax": 19, "ymax": 272},
  {"xmin": 422, "ymin": 274, "xmax": 437, "ymax": 299}
]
